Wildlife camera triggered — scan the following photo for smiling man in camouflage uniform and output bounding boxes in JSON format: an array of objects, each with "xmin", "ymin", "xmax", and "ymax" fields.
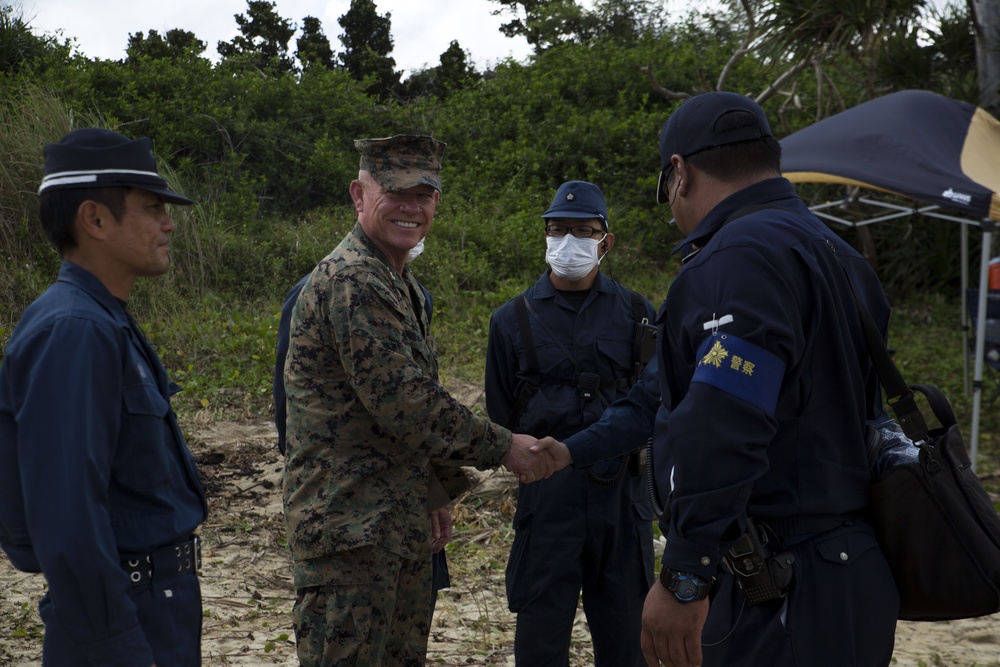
[{"xmin": 281, "ymin": 134, "xmax": 554, "ymax": 666}]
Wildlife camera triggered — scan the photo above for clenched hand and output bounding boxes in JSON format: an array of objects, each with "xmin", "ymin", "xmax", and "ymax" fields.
[{"xmin": 503, "ymin": 433, "xmax": 557, "ymax": 482}]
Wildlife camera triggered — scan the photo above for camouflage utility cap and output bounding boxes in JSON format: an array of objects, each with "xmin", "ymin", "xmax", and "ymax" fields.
[{"xmin": 355, "ymin": 135, "xmax": 446, "ymax": 193}]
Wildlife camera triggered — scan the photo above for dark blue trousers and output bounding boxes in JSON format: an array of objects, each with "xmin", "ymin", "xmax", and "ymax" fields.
[
  {"xmin": 701, "ymin": 521, "xmax": 898, "ymax": 666},
  {"xmin": 506, "ymin": 466, "xmax": 654, "ymax": 667},
  {"xmin": 40, "ymin": 572, "xmax": 202, "ymax": 666}
]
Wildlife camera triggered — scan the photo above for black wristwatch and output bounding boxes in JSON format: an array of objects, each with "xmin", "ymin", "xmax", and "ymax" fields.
[{"xmin": 661, "ymin": 568, "xmax": 713, "ymax": 602}]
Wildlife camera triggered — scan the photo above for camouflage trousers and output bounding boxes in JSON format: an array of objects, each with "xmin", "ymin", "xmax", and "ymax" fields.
[{"xmin": 291, "ymin": 546, "xmax": 432, "ymax": 667}]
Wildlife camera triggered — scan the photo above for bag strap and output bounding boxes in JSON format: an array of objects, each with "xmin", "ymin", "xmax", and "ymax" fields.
[
  {"xmin": 505, "ymin": 289, "xmax": 642, "ymax": 439},
  {"xmin": 840, "ymin": 263, "xmax": 931, "ymax": 443},
  {"xmin": 911, "ymin": 383, "xmax": 958, "ymax": 430},
  {"xmin": 505, "ymin": 294, "xmax": 541, "ymax": 430},
  {"xmin": 715, "ymin": 203, "xmax": 929, "ymax": 441}
]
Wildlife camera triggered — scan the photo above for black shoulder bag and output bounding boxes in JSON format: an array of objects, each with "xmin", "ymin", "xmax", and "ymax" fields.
[{"xmin": 853, "ymin": 284, "xmax": 1000, "ymax": 621}]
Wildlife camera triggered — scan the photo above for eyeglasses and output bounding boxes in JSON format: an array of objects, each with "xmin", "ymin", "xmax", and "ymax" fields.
[{"xmin": 545, "ymin": 224, "xmax": 605, "ymax": 239}]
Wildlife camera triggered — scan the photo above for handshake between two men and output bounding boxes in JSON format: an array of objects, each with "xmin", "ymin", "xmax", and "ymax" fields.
[{"xmin": 502, "ymin": 434, "xmax": 576, "ymax": 484}]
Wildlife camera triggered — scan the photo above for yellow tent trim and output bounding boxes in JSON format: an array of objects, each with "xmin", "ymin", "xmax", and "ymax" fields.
[
  {"xmin": 783, "ymin": 172, "xmax": 907, "ymax": 199},
  {"xmin": 962, "ymin": 108, "xmax": 1000, "ymax": 221},
  {"xmin": 785, "ymin": 170, "xmax": 1000, "ymax": 222}
]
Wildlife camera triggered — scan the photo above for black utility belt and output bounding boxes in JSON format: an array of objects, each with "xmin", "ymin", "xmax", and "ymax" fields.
[{"xmin": 121, "ymin": 536, "xmax": 201, "ymax": 587}]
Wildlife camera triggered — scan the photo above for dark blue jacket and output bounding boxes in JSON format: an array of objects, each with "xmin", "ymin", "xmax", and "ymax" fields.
[
  {"xmin": 563, "ymin": 356, "xmax": 660, "ymax": 468},
  {"xmin": 274, "ymin": 275, "xmax": 309, "ymax": 454},
  {"xmin": 486, "ymin": 270, "xmax": 654, "ymax": 478},
  {"xmin": 0, "ymin": 261, "xmax": 206, "ymax": 664},
  {"xmin": 655, "ymin": 178, "xmax": 890, "ymax": 580}
]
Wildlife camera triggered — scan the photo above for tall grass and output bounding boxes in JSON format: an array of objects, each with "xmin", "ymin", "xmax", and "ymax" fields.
[{"xmin": 0, "ymin": 84, "xmax": 82, "ymax": 333}]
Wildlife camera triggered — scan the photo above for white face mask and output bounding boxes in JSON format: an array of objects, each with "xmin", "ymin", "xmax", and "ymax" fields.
[
  {"xmin": 406, "ymin": 238, "xmax": 425, "ymax": 263},
  {"xmin": 545, "ymin": 234, "xmax": 604, "ymax": 281}
]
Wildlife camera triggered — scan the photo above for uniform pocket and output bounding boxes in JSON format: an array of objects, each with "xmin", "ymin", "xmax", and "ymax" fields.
[
  {"xmin": 813, "ymin": 524, "xmax": 879, "ymax": 567},
  {"xmin": 785, "ymin": 523, "xmax": 898, "ymax": 663},
  {"xmin": 596, "ymin": 336, "xmax": 633, "ymax": 370},
  {"xmin": 118, "ymin": 382, "xmax": 174, "ymax": 493},
  {"xmin": 505, "ymin": 510, "xmax": 534, "ymax": 611},
  {"xmin": 123, "ymin": 381, "xmax": 170, "ymax": 417}
]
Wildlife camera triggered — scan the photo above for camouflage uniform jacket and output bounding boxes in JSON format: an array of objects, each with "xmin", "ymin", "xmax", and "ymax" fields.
[{"xmin": 283, "ymin": 222, "xmax": 511, "ymax": 580}]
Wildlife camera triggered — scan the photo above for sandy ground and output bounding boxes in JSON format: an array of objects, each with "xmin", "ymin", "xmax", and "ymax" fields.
[{"xmin": 2, "ymin": 412, "xmax": 1000, "ymax": 666}]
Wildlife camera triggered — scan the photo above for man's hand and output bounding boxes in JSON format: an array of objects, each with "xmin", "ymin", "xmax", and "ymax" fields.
[
  {"xmin": 429, "ymin": 507, "xmax": 452, "ymax": 553},
  {"xmin": 503, "ymin": 433, "xmax": 555, "ymax": 482},
  {"xmin": 531, "ymin": 437, "xmax": 572, "ymax": 475},
  {"xmin": 641, "ymin": 580, "xmax": 709, "ymax": 667}
]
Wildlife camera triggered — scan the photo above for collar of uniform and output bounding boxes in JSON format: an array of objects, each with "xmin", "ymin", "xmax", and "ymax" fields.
[
  {"xmin": 349, "ymin": 221, "xmax": 413, "ymax": 280},
  {"xmin": 535, "ymin": 268, "xmax": 616, "ymax": 299},
  {"xmin": 56, "ymin": 260, "xmax": 131, "ymax": 326},
  {"xmin": 670, "ymin": 177, "xmax": 799, "ymax": 255}
]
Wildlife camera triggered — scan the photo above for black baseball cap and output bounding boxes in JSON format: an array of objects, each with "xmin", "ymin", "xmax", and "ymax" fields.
[
  {"xmin": 39, "ymin": 128, "xmax": 193, "ymax": 205},
  {"xmin": 656, "ymin": 92, "xmax": 773, "ymax": 204}
]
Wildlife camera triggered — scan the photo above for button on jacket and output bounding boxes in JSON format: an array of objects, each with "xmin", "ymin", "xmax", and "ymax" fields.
[{"xmin": 0, "ymin": 261, "xmax": 207, "ymax": 665}]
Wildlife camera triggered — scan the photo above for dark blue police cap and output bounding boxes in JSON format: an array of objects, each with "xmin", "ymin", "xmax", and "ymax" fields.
[
  {"xmin": 542, "ymin": 180, "xmax": 609, "ymax": 229},
  {"xmin": 39, "ymin": 128, "xmax": 193, "ymax": 205},
  {"xmin": 656, "ymin": 92, "xmax": 773, "ymax": 204}
]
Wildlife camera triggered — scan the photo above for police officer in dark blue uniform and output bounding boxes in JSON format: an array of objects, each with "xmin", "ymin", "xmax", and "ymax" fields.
[
  {"xmin": 640, "ymin": 92, "xmax": 899, "ymax": 667},
  {"xmin": 486, "ymin": 181, "xmax": 656, "ymax": 667},
  {"xmin": 0, "ymin": 129, "xmax": 207, "ymax": 665}
]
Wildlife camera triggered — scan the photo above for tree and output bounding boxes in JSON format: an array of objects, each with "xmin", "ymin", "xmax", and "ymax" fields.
[
  {"xmin": 437, "ymin": 41, "xmax": 480, "ymax": 91},
  {"xmin": 635, "ymin": 0, "xmax": 975, "ymax": 115},
  {"xmin": 402, "ymin": 41, "xmax": 480, "ymax": 99},
  {"xmin": 0, "ymin": 4, "xmax": 54, "ymax": 74},
  {"xmin": 490, "ymin": 0, "xmax": 599, "ymax": 51},
  {"xmin": 877, "ymin": 2, "xmax": 977, "ymax": 103},
  {"xmin": 217, "ymin": 0, "xmax": 295, "ymax": 73},
  {"xmin": 970, "ymin": 0, "xmax": 1000, "ymax": 112},
  {"xmin": 126, "ymin": 29, "xmax": 207, "ymax": 61},
  {"xmin": 489, "ymin": 0, "xmax": 663, "ymax": 51},
  {"xmin": 337, "ymin": 0, "xmax": 400, "ymax": 97},
  {"xmin": 296, "ymin": 16, "xmax": 334, "ymax": 69}
]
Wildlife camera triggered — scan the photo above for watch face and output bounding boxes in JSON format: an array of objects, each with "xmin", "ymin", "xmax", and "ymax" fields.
[{"xmin": 675, "ymin": 577, "xmax": 699, "ymax": 600}]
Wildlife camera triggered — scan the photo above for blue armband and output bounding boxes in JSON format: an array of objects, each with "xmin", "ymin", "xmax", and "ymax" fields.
[{"xmin": 691, "ymin": 334, "xmax": 784, "ymax": 416}]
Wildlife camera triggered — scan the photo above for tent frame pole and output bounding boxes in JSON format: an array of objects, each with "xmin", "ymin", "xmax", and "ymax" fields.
[
  {"xmin": 962, "ymin": 224, "xmax": 970, "ymax": 397},
  {"xmin": 971, "ymin": 218, "xmax": 995, "ymax": 471}
]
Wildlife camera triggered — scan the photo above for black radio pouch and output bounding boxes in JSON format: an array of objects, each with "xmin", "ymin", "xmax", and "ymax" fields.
[{"xmin": 723, "ymin": 517, "xmax": 796, "ymax": 605}]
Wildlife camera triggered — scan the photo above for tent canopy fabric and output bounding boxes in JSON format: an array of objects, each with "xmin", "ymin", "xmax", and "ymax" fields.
[
  {"xmin": 780, "ymin": 89, "xmax": 1000, "ymax": 221},
  {"xmin": 777, "ymin": 89, "xmax": 1000, "ymax": 470}
]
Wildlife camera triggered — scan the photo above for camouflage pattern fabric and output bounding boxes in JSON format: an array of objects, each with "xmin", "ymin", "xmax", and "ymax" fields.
[
  {"xmin": 292, "ymin": 546, "xmax": 431, "ymax": 667},
  {"xmin": 354, "ymin": 135, "xmax": 446, "ymax": 192},
  {"xmin": 283, "ymin": 222, "xmax": 510, "ymax": 582}
]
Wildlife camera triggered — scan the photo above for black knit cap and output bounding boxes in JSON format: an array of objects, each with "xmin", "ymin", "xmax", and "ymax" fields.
[
  {"xmin": 39, "ymin": 128, "xmax": 193, "ymax": 205},
  {"xmin": 656, "ymin": 92, "xmax": 773, "ymax": 205}
]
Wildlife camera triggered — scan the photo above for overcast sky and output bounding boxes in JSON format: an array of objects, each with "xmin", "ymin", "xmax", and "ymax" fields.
[{"xmin": 22, "ymin": 0, "xmax": 540, "ymax": 76}]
